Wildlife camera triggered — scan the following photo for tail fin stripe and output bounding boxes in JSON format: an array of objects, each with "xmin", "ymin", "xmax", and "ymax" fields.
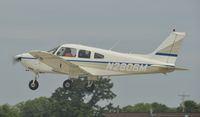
[{"xmin": 155, "ymin": 52, "xmax": 178, "ymax": 57}]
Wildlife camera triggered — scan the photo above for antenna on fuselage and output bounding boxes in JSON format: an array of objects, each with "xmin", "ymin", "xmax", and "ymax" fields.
[{"xmin": 109, "ymin": 40, "xmax": 121, "ymax": 50}]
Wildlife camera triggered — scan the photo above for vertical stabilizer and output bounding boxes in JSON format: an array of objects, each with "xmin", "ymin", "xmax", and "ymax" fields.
[{"xmin": 150, "ymin": 31, "xmax": 186, "ymax": 65}]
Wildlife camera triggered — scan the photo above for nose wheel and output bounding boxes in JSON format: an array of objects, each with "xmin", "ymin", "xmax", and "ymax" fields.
[
  {"xmin": 29, "ymin": 73, "xmax": 39, "ymax": 90},
  {"xmin": 29, "ymin": 80, "xmax": 39, "ymax": 90}
]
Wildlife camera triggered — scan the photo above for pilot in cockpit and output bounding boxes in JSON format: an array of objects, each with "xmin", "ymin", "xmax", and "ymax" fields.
[{"xmin": 64, "ymin": 48, "xmax": 73, "ymax": 57}]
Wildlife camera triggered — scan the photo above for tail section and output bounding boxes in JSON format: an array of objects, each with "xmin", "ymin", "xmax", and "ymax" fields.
[{"xmin": 150, "ymin": 31, "xmax": 186, "ymax": 65}]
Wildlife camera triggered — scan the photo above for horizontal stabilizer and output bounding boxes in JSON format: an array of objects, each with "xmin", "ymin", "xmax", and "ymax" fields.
[
  {"xmin": 174, "ymin": 67, "xmax": 189, "ymax": 71},
  {"xmin": 150, "ymin": 65, "xmax": 189, "ymax": 72}
]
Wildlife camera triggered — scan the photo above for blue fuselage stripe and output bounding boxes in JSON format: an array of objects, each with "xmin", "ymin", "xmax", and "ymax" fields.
[
  {"xmin": 20, "ymin": 57, "xmax": 37, "ymax": 59},
  {"xmin": 66, "ymin": 59, "xmax": 108, "ymax": 64}
]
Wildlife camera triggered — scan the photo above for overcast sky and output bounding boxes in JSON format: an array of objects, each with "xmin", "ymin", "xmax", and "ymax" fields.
[{"xmin": 0, "ymin": 0, "xmax": 199, "ymax": 107}]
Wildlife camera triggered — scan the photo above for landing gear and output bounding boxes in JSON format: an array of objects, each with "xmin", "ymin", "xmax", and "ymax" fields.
[
  {"xmin": 85, "ymin": 81, "xmax": 95, "ymax": 92},
  {"xmin": 63, "ymin": 79, "xmax": 73, "ymax": 90},
  {"xmin": 29, "ymin": 73, "xmax": 39, "ymax": 90},
  {"xmin": 62, "ymin": 78, "xmax": 95, "ymax": 91},
  {"xmin": 29, "ymin": 80, "xmax": 39, "ymax": 90}
]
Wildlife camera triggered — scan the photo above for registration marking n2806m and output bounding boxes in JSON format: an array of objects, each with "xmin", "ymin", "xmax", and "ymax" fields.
[{"xmin": 106, "ymin": 62, "xmax": 148, "ymax": 72}]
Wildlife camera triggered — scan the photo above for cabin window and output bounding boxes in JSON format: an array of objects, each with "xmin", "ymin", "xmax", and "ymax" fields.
[
  {"xmin": 94, "ymin": 53, "xmax": 104, "ymax": 59},
  {"xmin": 78, "ymin": 50, "xmax": 91, "ymax": 58},
  {"xmin": 57, "ymin": 47, "xmax": 76, "ymax": 57}
]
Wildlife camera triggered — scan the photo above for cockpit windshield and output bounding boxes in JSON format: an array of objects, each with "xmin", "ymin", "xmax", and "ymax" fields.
[{"xmin": 47, "ymin": 46, "xmax": 60, "ymax": 54}]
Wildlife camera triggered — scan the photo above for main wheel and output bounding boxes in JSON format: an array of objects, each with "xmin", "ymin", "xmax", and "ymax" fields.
[
  {"xmin": 29, "ymin": 80, "xmax": 39, "ymax": 90},
  {"xmin": 63, "ymin": 79, "xmax": 72, "ymax": 90}
]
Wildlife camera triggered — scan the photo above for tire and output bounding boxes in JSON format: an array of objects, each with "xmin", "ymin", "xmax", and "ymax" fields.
[
  {"xmin": 29, "ymin": 80, "xmax": 39, "ymax": 90},
  {"xmin": 63, "ymin": 79, "xmax": 72, "ymax": 90}
]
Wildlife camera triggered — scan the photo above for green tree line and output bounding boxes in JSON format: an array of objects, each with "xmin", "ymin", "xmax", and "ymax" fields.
[
  {"xmin": 0, "ymin": 78, "xmax": 200, "ymax": 117},
  {"xmin": 121, "ymin": 101, "xmax": 200, "ymax": 113}
]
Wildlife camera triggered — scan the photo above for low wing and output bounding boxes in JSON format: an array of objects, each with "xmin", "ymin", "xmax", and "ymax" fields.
[
  {"xmin": 29, "ymin": 51, "xmax": 91, "ymax": 76},
  {"xmin": 30, "ymin": 51, "xmax": 157, "ymax": 77}
]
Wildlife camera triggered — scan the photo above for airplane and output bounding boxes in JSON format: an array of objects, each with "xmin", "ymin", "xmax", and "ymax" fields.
[{"xmin": 14, "ymin": 30, "xmax": 187, "ymax": 91}]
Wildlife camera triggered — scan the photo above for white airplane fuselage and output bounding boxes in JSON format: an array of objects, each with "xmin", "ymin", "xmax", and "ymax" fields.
[
  {"xmin": 17, "ymin": 44, "xmax": 174, "ymax": 77},
  {"xmin": 14, "ymin": 31, "xmax": 186, "ymax": 90}
]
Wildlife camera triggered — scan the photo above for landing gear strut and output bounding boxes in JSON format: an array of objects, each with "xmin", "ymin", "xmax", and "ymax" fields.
[
  {"xmin": 85, "ymin": 81, "xmax": 95, "ymax": 92},
  {"xmin": 29, "ymin": 73, "xmax": 39, "ymax": 90}
]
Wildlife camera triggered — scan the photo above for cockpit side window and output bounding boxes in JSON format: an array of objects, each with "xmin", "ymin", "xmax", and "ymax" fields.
[
  {"xmin": 78, "ymin": 50, "xmax": 91, "ymax": 58},
  {"xmin": 56, "ymin": 47, "xmax": 65, "ymax": 56},
  {"xmin": 57, "ymin": 47, "xmax": 76, "ymax": 57},
  {"xmin": 94, "ymin": 53, "xmax": 104, "ymax": 59}
]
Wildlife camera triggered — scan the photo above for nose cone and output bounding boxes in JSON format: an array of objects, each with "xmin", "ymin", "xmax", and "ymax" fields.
[{"xmin": 13, "ymin": 54, "xmax": 23, "ymax": 63}]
